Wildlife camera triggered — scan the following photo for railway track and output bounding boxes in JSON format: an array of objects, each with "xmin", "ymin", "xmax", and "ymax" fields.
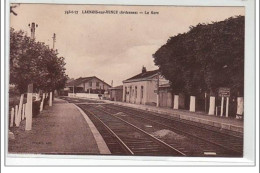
[
  {"xmin": 60, "ymin": 97, "xmax": 243, "ymax": 157},
  {"xmin": 99, "ymin": 104, "xmax": 243, "ymax": 157},
  {"xmin": 77, "ymin": 104, "xmax": 186, "ymax": 156}
]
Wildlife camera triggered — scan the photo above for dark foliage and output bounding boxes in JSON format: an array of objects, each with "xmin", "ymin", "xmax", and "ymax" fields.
[
  {"xmin": 10, "ymin": 28, "xmax": 68, "ymax": 94},
  {"xmin": 153, "ymin": 16, "xmax": 244, "ymax": 96},
  {"xmin": 32, "ymin": 100, "xmax": 41, "ymax": 117}
]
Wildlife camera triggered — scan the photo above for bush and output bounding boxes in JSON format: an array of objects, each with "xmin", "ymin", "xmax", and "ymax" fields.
[{"xmin": 32, "ymin": 100, "xmax": 41, "ymax": 117}]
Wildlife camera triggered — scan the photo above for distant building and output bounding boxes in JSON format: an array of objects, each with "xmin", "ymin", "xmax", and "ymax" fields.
[
  {"xmin": 66, "ymin": 78, "xmax": 74, "ymax": 84},
  {"xmin": 122, "ymin": 67, "xmax": 168, "ymax": 106},
  {"xmin": 66, "ymin": 76, "xmax": 111, "ymax": 94},
  {"xmin": 109, "ymin": 85, "xmax": 123, "ymax": 102}
]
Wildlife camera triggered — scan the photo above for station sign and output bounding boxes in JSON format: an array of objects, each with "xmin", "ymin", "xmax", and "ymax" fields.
[{"xmin": 218, "ymin": 87, "xmax": 230, "ymax": 97}]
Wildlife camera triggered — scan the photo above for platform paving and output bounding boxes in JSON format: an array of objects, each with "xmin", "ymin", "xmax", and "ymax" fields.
[
  {"xmin": 8, "ymin": 98, "xmax": 110, "ymax": 155},
  {"xmin": 101, "ymin": 99, "xmax": 244, "ymax": 133}
]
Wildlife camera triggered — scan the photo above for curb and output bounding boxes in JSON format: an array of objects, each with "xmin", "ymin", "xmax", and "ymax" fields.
[{"xmin": 72, "ymin": 104, "xmax": 111, "ymax": 154}]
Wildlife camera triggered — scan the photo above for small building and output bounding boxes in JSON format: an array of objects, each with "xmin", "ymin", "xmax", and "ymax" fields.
[
  {"xmin": 158, "ymin": 83, "xmax": 172, "ymax": 108},
  {"xmin": 122, "ymin": 67, "xmax": 168, "ymax": 106},
  {"xmin": 66, "ymin": 76, "xmax": 111, "ymax": 94},
  {"xmin": 158, "ymin": 82, "xmax": 185, "ymax": 109},
  {"xmin": 109, "ymin": 85, "xmax": 123, "ymax": 101}
]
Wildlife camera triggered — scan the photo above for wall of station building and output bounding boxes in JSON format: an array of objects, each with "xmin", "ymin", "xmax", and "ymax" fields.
[{"xmin": 123, "ymin": 80, "xmax": 157, "ymax": 105}]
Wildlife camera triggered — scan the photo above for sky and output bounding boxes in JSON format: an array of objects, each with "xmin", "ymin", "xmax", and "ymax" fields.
[{"xmin": 10, "ymin": 4, "xmax": 244, "ymax": 86}]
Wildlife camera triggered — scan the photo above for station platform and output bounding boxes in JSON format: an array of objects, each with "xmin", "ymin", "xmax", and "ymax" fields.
[
  {"xmin": 102, "ymin": 99, "xmax": 244, "ymax": 134},
  {"xmin": 8, "ymin": 98, "xmax": 110, "ymax": 155}
]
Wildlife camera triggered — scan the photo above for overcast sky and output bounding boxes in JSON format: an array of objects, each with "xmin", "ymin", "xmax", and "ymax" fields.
[{"xmin": 10, "ymin": 4, "xmax": 244, "ymax": 86}]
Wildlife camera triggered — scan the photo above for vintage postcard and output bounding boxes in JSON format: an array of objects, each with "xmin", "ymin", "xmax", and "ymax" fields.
[{"xmin": 5, "ymin": 1, "xmax": 256, "ymax": 166}]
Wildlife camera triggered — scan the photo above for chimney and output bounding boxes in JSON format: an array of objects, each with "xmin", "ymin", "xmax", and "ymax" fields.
[{"xmin": 142, "ymin": 66, "xmax": 147, "ymax": 73}]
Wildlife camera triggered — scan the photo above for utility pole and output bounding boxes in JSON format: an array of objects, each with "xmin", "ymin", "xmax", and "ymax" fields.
[
  {"xmin": 25, "ymin": 22, "xmax": 38, "ymax": 130},
  {"xmin": 52, "ymin": 33, "xmax": 56, "ymax": 49},
  {"xmin": 28, "ymin": 22, "xmax": 38, "ymax": 39}
]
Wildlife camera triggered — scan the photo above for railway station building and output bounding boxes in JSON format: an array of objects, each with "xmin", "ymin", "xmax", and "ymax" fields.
[{"xmin": 122, "ymin": 67, "xmax": 168, "ymax": 106}]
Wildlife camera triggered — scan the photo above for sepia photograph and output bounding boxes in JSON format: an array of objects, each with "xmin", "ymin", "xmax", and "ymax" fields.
[{"xmin": 6, "ymin": 2, "xmax": 252, "ymax": 164}]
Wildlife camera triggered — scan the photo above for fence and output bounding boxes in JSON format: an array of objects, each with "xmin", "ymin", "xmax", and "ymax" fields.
[
  {"xmin": 68, "ymin": 93, "xmax": 100, "ymax": 99},
  {"xmin": 9, "ymin": 92, "xmax": 52, "ymax": 131},
  {"xmin": 168, "ymin": 94, "xmax": 243, "ymax": 119}
]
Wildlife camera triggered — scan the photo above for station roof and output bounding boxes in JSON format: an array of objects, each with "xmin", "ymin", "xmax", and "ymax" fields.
[{"xmin": 123, "ymin": 69, "xmax": 159, "ymax": 83}]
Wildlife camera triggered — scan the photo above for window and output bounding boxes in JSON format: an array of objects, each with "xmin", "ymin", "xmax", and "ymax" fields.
[
  {"xmin": 89, "ymin": 82, "xmax": 92, "ymax": 88},
  {"xmin": 96, "ymin": 82, "xmax": 99, "ymax": 87},
  {"xmin": 135, "ymin": 86, "xmax": 137, "ymax": 98},
  {"xmin": 141, "ymin": 86, "xmax": 144, "ymax": 99}
]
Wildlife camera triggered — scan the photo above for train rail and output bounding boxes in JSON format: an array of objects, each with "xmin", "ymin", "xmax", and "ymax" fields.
[
  {"xmin": 77, "ymin": 104, "xmax": 186, "ymax": 156},
  {"xmin": 60, "ymin": 97, "xmax": 243, "ymax": 157},
  {"xmin": 99, "ymin": 104, "xmax": 243, "ymax": 157}
]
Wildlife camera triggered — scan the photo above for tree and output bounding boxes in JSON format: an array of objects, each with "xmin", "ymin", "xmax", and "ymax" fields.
[
  {"xmin": 10, "ymin": 28, "xmax": 67, "ymax": 94},
  {"xmin": 153, "ymin": 16, "xmax": 244, "ymax": 97}
]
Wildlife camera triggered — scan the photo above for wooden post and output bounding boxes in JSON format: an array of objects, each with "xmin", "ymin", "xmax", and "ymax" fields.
[
  {"xmin": 49, "ymin": 92, "xmax": 53, "ymax": 106},
  {"xmin": 216, "ymin": 106, "xmax": 218, "ymax": 116},
  {"xmin": 25, "ymin": 84, "xmax": 33, "ymax": 131},
  {"xmin": 208, "ymin": 96, "xmax": 215, "ymax": 115},
  {"xmin": 17, "ymin": 94, "xmax": 24, "ymax": 126},
  {"xmin": 173, "ymin": 95, "xmax": 179, "ymax": 109},
  {"xmin": 123, "ymin": 86, "xmax": 125, "ymax": 102},
  {"xmin": 22, "ymin": 104, "xmax": 25, "ymax": 120},
  {"xmin": 14, "ymin": 105, "xmax": 19, "ymax": 126},
  {"xmin": 226, "ymin": 97, "xmax": 229, "ymax": 117},
  {"xmin": 156, "ymin": 94, "xmax": 159, "ymax": 107},
  {"xmin": 167, "ymin": 92, "xmax": 172, "ymax": 108},
  {"xmin": 236, "ymin": 97, "xmax": 244, "ymax": 119},
  {"xmin": 220, "ymin": 96, "xmax": 224, "ymax": 117},
  {"xmin": 24, "ymin": 103, "xmax": 27, "ymax": 118},
  {"xmin": 189, "ymin": 96, "xmax": 196, "ymax": 112},
  {"xmin": 40, "ymin": 93, "xmax": 45, "ymax": 111},
  {"xmin": 10, "ymin": 108, "xmax": 15, "ymax": 127}
]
